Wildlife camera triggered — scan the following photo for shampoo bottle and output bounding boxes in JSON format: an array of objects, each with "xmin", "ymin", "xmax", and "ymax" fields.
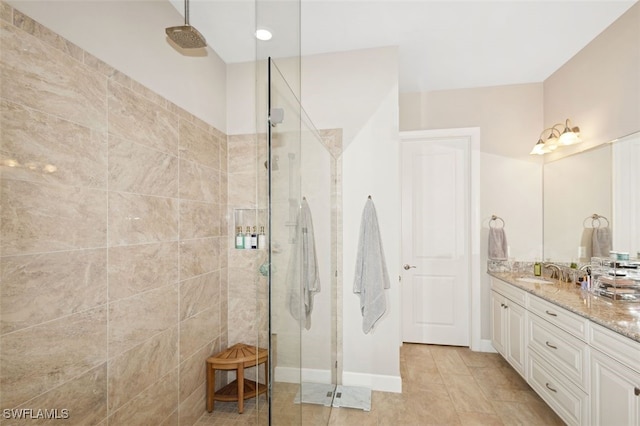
[
  {"xmin": 243, "ymin": 226, "xmax": 252, "ymax": 249},
  {"xmin": 235, "ymin": 226, "xmax": 244, "ymax": 249},
  {"xmin": 250, "ymin": 226, "xmax": 258, "ymax": 249},
  {"xmin": 258, "ymin": 226, "xmax": 266, "ymax": 249}
]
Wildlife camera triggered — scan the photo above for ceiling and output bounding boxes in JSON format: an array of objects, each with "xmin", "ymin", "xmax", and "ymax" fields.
[{"xmin": 180, "ymin": 0, "xmax": 637, "ymax": 93}]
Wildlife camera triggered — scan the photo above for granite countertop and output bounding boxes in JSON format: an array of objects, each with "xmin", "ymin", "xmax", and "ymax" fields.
[{"xmin": 488, "ymin": 271, "xmax": 640, "ymax": 344}]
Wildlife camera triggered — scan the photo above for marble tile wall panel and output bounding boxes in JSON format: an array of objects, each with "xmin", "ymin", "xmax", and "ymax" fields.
[
  {"xmin": 0, "ymin": 306, "xmax": 107, "ymax": 409},
  {"xmin": 0, "ymin": 2, "xmax": 12, "ymax": 22},
  {"xmin": 12, "ymin": 9, "xmax": 83, "ymax": 61},
  {"xmin": 108, "ymin": 136, "xmax": 179, "ymax": 198},
  {"xmin": 108, "ymin": 284, "xmax": 179, "ymax": 357},
  {"xmin": 227, "ymin": 171, "xmax": 257, "ymax": 207},
  {"xmin": 228, "ymin": 134, "xmax": 257, "ymax": 174},
  {"xmin": 179, "ymin": 200, "xmax": 219, "ymax": 239},
  {"xmin": 107, "ymin": 326, "xmax": 178, "ymax": 411},
  {"xmin": 179, "ymin": 238, "xmax": 219, "ymax": 280},
  {"xmin": 108, "ymin": 192, "xmax": 178, "ymax": 246},
  {"xmin": 0, "ymin": 6, "xmax": 230, "ymax": 421},
  {"xmin": 0, "ymin": 100, "xmax": 108, "ymax": 188},
  {"xmin": 180, "ymin": 272, "xmax": 220, "ymax": 321},
  {"xmin": 179, "ymin": 307, "xmax": 220, "ymax": 362},
  {"xmin": 108, "ymin": 242, "xmax": 179, "ymax": 302},
  {"xmin": 107, "ymin": 80, "xmax": 179, "ymax": 157},
  {"xmin": 1, "ymin": 179, "xmax": 108, "ymax": 256},
  {"xmin": 108, "ymin": 369, "xmax": 178, "ymax": 426},
  {"xmin": 220, "ymin": 134, "xmax": 228, "ymax": 174},
  {"xmin": 179, "ymin": 340, "xmax": 217, "ymax": 403},
  {"xmin": 0, "ymin": 248, "xmax": 107, "ymax": 334},
  {"xmin": 178, "ymin": 383, "xmax": 207, "ymax": 426},
  {"xmin": 0, "ymin": 21, "xmax": 106, "ymax": 131},
  {"xmin": 161, "ymin": 410, "xmax": 179, "ymax": 426},
  {"xmin": 179, "ymin": 159, "xmax": 219, "ymax": 203},
  {"xmin": 14, "ymin": 364, "xmax": 108, "ymax": 425},
  {"xmin": 179, "ymin": 121, "xmax": 219, "ymax": 169}
]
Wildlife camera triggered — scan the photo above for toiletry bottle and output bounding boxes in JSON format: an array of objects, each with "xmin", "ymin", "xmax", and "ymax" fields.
[
  {"xmin": 258, "ymin": 226, "xmax": 266, "ymax": 249},
  {"xmin": 235, "ymin": 226, "xmax": 244, "ymax": 249},
  {"xmin": 244, "ymin": 226, "xmax": 252, "ymax": 249},
  {"xmin": 251, "ymin": 226, "xmax": 258, "ymax": 249},
  {"xmin": 534, "ymin": 261, "xmax": 542, "ymax": 277}
]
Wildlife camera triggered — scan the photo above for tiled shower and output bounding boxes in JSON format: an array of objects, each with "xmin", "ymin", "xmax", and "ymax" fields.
[{"xmin": 0, "ymin": 4, "xmax": 229, "ymax": 424}]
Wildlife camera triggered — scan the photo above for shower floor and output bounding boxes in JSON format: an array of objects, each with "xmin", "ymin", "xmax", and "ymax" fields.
[{"xmin": 294, "ymin": 383, "xmax": 371, "ymax": 411}]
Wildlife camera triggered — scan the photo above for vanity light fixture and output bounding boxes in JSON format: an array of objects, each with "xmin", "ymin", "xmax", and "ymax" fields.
[
  {"xmin": 530, "ymin": 118, "xmax": 581, "ymax": 155},
  {"xmin": 557, "ymin": 118, "xmax": 581, "ymax": 146},
  {"xmin": 530, "ymin": 127, "xmax": 561, "ymax": 155}
]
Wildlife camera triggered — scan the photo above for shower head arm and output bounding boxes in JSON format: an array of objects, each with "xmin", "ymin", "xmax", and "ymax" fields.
[{"xmin": 184, "ymin": 0, "xmax": 190, "ymax": 26}]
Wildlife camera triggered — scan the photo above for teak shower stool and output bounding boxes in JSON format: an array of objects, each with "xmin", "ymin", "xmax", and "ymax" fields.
[{"xmin": 206, "ymin": 343, "xmax": 268, "ymax": 414}]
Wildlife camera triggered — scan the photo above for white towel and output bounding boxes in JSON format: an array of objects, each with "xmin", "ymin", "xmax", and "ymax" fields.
[
  {"xmin": 353, "ymin": 198, "xmax": 390, "ymax": 334},
  {"xmin": 286, "ymin": 199, "xmax": 320, "ymax": 330},
  {"xmin": 488, "ymin": 227, "xmax": 508, "ymax": 260},
  {"xmin": 592, "ymin": 226, "xmax": 612, "ymax": 258}
]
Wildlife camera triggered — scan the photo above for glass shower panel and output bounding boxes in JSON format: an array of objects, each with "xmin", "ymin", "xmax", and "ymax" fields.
[{"xmin": 267, "ymin": 59, "xmax": 336, "ymax": 425}]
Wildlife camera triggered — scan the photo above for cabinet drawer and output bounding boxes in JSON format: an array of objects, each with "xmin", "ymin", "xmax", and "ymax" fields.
[
  {"xmin": 589, "ymin": 322, "xmax": 640, "ymax": 374},
  {"xmin": 527, "ymin": 295, "xmax": 588, "ymax": 340},
  {"xmin": 528, "ymin": 313, "xmax": 589, "ymax": 390},
  {"xmin": 528, "ymin": 350, "xmax": 589, "ymax": 426},
  {"xmin": 491, "ymin": 278, "xmax": 526, "ymax": 305}
]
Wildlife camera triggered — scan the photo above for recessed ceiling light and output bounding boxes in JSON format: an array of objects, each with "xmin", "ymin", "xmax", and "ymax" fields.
[{"xmin": 255, "ymin": 28, "xmax": 272, "ymax": 41}]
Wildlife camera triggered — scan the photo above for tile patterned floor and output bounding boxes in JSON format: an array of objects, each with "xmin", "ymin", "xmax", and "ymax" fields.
[{"xmin": 196, "ymin": 344, "xmax": 564, "ymax": 425}]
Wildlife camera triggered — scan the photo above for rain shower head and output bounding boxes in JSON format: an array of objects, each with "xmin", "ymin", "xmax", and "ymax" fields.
[
  {"xmin": 166, "ymin": 25, "xmax": 206, "ymax": 49},
  {"xmin": 166, "ymin": 0, "xmax": 206, "ymax": 49}
]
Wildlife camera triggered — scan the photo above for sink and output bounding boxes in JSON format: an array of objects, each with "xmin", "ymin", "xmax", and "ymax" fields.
[{"xmin": 516, "ymin": 277, "xmax": 553, "ymax": 284}]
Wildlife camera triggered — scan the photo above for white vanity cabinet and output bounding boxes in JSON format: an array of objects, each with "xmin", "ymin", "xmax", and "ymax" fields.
[
  {"xmin": 490, "ymin": 276, "xmax": 640, "ymax": 426},
  {"xmin": 589, "ymin": 322, "xmax": 640, "ymax": 426},
  {"xmin": 526, "ymin": 297, "xmax": 590, "ymax": 425},
  {"xmin": 491, "ymin": 279, "xmax": 527, "ymax": 378}
]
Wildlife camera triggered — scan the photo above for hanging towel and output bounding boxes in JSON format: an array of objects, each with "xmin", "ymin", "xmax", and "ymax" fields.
[
  {"xmin": 580, "ymin": 228, "xmax": 593, "ymax": 260},
  {"xmin": 286, "ymin": 199, "xmax": 320, "ymax": 330},
  {"xmin": 488, "ymin": 227, "xmax": 508, "ymax": 260},
  {"xmin": 353, "ymin": 198, "xmax": 390, "ymax": 334},
  {"xmin": 592, "ymin": 226, "xmax": 612, "ymax": 258}
]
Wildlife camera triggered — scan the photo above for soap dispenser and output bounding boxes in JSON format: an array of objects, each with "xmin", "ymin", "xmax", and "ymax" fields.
[{"xmin": 534, "ymin": 260, "xmax": 542, "ymax": 277}]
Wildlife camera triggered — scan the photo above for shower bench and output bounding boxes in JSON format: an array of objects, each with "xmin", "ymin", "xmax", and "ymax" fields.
[{"xmin": 206, "ymin": 343, "xmax": 268, "ymax": 414}]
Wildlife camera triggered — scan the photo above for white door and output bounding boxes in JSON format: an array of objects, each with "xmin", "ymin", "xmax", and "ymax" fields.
[{"xmin": 401, "ymin": 131, "xmax": 471, "ymax": 346}]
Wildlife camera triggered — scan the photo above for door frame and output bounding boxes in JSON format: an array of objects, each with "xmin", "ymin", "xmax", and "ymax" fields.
[{"xmin": 399, "ymin": 128, "xmax": 482, "ymax": 351}]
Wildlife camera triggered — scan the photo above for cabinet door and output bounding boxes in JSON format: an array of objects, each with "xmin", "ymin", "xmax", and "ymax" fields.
[
  {"xmin": 491, "ymin": 291, "xmax": 505, "ymax": 355},
  {"xmin": 591, "ymin": 349, "xmax": 640, "ymax": 426},
  {"xmin": 505, "ymin": 301, "xmax": 526, "ymax": 377}
]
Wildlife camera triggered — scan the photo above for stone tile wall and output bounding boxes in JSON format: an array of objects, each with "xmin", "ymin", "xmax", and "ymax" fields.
[{"xmin": 0, "ymin": 4, "xmax": 227, "ymax": 424}]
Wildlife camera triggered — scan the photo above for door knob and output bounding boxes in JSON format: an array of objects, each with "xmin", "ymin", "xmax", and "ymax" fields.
[{"xmin": 403, "ymin": 264, "xmax": 416, "ymax": 270}]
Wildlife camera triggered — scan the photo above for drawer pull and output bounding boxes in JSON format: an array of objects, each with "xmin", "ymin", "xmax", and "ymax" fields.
[
  {"xmin": 635, "ymin": 387, "xmax": 640, "ymax": 396},
  {"xmin": 545, "ymin": 341, "xmax": 558, "ymax": 350},
  {"xmin": 545, "ymin": 310, "xmax": 557, "ymax": 317},
  {"xmin": 545, "ymin": 383, "xmax": 558, "ymax": 393}
]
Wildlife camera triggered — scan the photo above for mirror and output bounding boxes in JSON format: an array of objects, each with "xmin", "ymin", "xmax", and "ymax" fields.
[{"xmin": 543, "ymin": 131, "xmax": 640, "ymax": 263}]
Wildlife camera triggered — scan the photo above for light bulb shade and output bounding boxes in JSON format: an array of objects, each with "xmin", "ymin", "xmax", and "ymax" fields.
[
  {"xmin": 530, "ymin": 139, "xmax": 552, "ymax": 155},
  {"xmin": 559, "ymin": 130, "xmax": 579, "ymax": 145}
]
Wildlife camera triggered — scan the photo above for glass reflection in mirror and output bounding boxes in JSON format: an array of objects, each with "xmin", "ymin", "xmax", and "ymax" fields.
[{"xmin": 543, "ymin": 131, "xmax": 640, "ymax": 263}]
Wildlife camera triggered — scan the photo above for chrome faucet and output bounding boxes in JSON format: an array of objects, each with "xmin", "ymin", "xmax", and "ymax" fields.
[{"xmin": 544, "ymin": 263, "xmax": 562, "ymax": 280}]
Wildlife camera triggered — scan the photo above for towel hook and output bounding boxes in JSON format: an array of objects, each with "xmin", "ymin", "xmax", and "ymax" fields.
[{"xmin": 489, "ymin": 215, "xmax": 505, "ymax": 229}]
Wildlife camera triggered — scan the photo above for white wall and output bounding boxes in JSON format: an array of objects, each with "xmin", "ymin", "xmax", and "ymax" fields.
[
  {"xmin": 228, "ymin": 47, "xmax": 402, "ymax": 391},
  {"xmin": 8, "ymin": 0, "xmax": 228, "ymax": 132},
  {"xmin": 302, "ymin": 48, "xmax": 401, "ymax": 391},
  {"xmin": 544, "ymin": 2, "xmax": 640, "ymax": 155},
  {"xmin": 400, "ymin": 84, "xmax": 544, "ymax": 342}
]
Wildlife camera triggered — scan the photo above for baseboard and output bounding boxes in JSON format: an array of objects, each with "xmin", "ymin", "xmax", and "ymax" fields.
[
  {"xmin": 274, "ymin": 367, "xmax": 332, "ymax": 384},
  {"xmin": 342, "ymin": 371, "xmax": 402, "ymax": 393},
  {"xmin": 476, "ymin": 338, "xmax": 498, "ymax": 353}
]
